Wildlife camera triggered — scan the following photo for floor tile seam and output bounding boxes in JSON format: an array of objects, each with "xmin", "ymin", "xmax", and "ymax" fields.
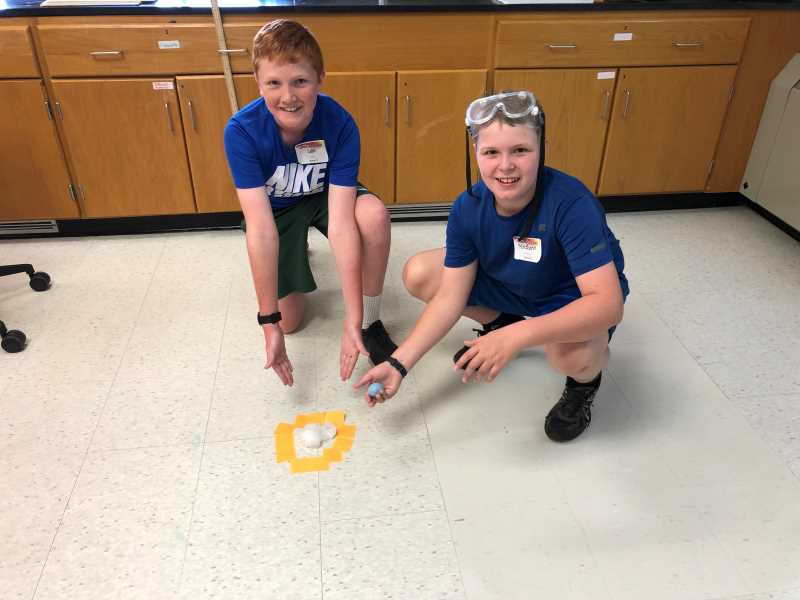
[
  {"xmin": 560, "ymin": 482, "xmax": 617, "ymax": 600},
  {"xmin": 704, "ymin": 588, "xmax": 800, "ymax": 600},
  {"xmin": 315, "ymin": 335, "xmax": 324, "ymax": 600},
  {"xmin": 29, "ymin": 238, "xmax": 169, "ymax": 600},
  {"xmin": 686, "ymin": 360, "xmax": 800, "ymax": 487},
  {"xmin": 320, "ymin": 507, "xmax": 449, "ymax": 527},
  {"xmin": 601, "ymin": 367, "xmax": 683, "ymax": 484},
  {"xmin": 177, "ymin": 263, "xmax": 236, "ymax": 595},
  {"xmin": 82, "ymin": 440, "xmax": 205, "ymax": 454},
  {"xmin": 413, "ymin": 366, "xmax": 469, "ymax": 600}
]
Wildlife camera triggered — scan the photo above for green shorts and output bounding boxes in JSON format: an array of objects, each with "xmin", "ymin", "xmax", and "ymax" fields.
[{"xmin": 274, "ymin": 185, "xmax": 372, "ymax": 299}]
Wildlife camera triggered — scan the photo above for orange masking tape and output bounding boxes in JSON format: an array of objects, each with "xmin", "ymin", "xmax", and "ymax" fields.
[
  {"xmin": 275, "ymin": 434, "xmax": 295, "ymax": 463},
  {"xmin": 290, "ymin": 456, "xmax": 331, "ymax": 473}
]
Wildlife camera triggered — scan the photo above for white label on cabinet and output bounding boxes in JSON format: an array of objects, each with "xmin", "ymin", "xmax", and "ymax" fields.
[
  {"xmin": 613, "ymin": 32, "xmax": 633, "ymax": 41},
  {"xmin": 158, "ymin": 40, "xmax": 181, "ymax": 50},
  {"xmin": 152, "ymin": 81, "xmax": 174, "ymax": 90},
  {"xmin": 597, "ymin": 71, "xmax": 616, "ymax": 80}
]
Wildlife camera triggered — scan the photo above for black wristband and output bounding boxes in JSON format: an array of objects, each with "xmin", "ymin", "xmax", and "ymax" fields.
[
  {"xmin": 257, "ymin": 311, "xmax": 282, "ymax": 325},
  {"xmin": 386, "ymin": 356, "xmax": 408, "ymax": 378}
]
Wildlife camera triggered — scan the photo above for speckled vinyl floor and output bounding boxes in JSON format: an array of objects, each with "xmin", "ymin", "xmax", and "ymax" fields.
[{"xmin": 1, "ymin": 206, "xmax": 799, "ymax": 600}]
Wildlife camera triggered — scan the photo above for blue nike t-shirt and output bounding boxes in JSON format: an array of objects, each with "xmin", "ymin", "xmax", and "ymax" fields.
[
  {"xmin": 224, "ymin": 93, "xmax": 360, "ymax": 211},
  {"xmin": 445, "ymin": 167, "xmax": 629, "ymax": 316}
]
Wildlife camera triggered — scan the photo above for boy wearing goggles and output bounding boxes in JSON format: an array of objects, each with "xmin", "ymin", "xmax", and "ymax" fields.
[
  {"xmin": 357, "ymin": 91, "xmax": 629, "ymax": 443},
  {"xmin": 224, "ymin": 20, "xmax": 397, "ymax": 387}
]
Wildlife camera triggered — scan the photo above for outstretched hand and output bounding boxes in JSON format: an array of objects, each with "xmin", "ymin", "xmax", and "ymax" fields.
[
  {"xmin": 355, "ymin": 361, "xmax": 403, "ymax": 407},
  {"xmin": 340, "ymin": 319, "xmax": 369, "ymax": 381},
  {"xmin": 264, "ymin": 326, "xmax": 294, "ymax": 386},
  {"xmin": 453, "ymin": 329, "xmax": 518, "ymax": 384}
]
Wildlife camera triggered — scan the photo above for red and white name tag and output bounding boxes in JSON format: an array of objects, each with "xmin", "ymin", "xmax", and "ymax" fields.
[
  {"xmin": 295, "ymin": 140, "xmax": 328, "ymax": 165},
  {"xmin": 513, "ymin": 236, "xmax": 542, "ymax": 263}
]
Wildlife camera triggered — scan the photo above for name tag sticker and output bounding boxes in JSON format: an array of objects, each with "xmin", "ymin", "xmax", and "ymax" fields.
[
  {"xmin": 613, "ymin": 32, "xmax": 633, "ymax": 41},
  {"xmin": 152, "ymin": 81, "xmax": 174, "ymax": 90},
  {"xmin": 597, "ymin": 71, "xmax": 616, "ymax": 80},
  {"xmin": 295, "ymin": 140, "xmax": 329, "ymax": 165},
  {"xmin": 513, "ymin": 236, "xmax": 542, "ymax": 263},
  {"xmin": 158, "ymin": 40, "xmax": 181, "ymax": 50}
]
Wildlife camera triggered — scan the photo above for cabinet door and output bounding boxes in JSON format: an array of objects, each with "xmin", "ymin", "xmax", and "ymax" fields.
[
  {"xmin": 177, "ymin": 75, "xmax": 240, "ymax": 213},
  {"xmin": 322, "ymin": 72, "xmax": 396, "ymax": 203},
  {"xmin": 494, "ymin": 69, "xmax": 617, "ymax": 193},
  {"xmin": 0, "ymin": 80, "xmax": 78, "ymax": 220},
  {"xmin": 51, "ymin": 78, "xmax": 196, "ymax": 217},
  {"xmin": 598, "ymin": 65, "xmax": 736, "ymax": 195},
  {"xmin": 397, "ymin": 70, "xmax": 487, "ymax": 204}
]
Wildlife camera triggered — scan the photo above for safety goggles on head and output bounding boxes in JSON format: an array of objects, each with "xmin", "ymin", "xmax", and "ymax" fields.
[{"xmin": 465, "ymin": 90, "xmax": 542, "ymax": 128}]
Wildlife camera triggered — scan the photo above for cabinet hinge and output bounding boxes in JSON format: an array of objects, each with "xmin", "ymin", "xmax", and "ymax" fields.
[
  {"xmin": 44, "ymin": 100, "xmax": 53, "ymax": 121},
  {"xmin": 68, "ymin": 183, "xmax": 77, "ymax": 203}
]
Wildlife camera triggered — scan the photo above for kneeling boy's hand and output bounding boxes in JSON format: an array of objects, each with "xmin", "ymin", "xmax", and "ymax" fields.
[
  {"xmin": 355, "ymin": 362, "xmax": 403, "ymax": 407},
  {"xmin": 340, "ymin": 319, "xmax": 369, "ymax": 382},
  {"xmin": 264, "ymin": 326, "xmax": 294, "ymax": 386},
  {"xmin": 455, "ymin": 329, "xmax": 519, "ymax": 384}
]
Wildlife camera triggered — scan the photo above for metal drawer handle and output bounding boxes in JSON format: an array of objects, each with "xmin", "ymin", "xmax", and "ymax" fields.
[
  {"xmin": 622, "ymin": 89, "xmax": 632, "ymax": 119},
  {"xmin": 673, "ymin": 41, "xmax": 704, "ymax": 48},
  {"xmin": 384, "ymin": 96, "xmax": 391, "ymax": 127},
  {"xmin": 188, "ymin": 100, "xmax": 197, "ymax": 131},
  {"xmin": 164, "ymin": 102, "xmax": 174, "ymax": 133},
  {"xmin": 547, "ymin": 44, "xmax": 577, "ymax": 49},
  {"xmin": 89, "ymin": 50, "xmax": 123, "ymax": 58},
  {"xmin": 217, "ymin": 48, "xmax": 248, "ymax": 54},
  {"xmin": 601, "ymin": 90, "xmax": 611, "ymax": 121},
  {"xmin": 405, "ymin": 95, "xmax": 411, "ymax": 125}
]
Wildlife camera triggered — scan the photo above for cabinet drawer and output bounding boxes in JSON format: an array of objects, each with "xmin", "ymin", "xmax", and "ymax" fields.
[
  {"xmin": 38, "ymin": 23, "xmax": 221, "ymax": 76},
  {"xmin": 0, "ymin": 26, "xmax": 39, "ymax": 77},
  {"xmin": 222, "ymin": 14, "xmax": 492, "ymax": 73},
  {"xmin": 496, "ymin": 17, "xmax": 750, "ymax": 68}
]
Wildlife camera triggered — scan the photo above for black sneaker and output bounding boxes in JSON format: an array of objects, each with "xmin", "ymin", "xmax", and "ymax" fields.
[
  {"xmin": 362, "ymin": 319, "xmax": 398, "ymax": 366},
  {"xmin": 544, "ymin": 374, "xmax": 601, "ymax": 442},
  {"xmin": 453, "ymin": 313, "xmax": 525, "ymax": 368}
]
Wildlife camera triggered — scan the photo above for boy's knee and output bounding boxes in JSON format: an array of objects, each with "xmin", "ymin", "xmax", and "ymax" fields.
[
  {"xmin": 355, "ymin": 195, "xmax": 389, "ymax": 233},
  {"xmin": 546, "ymin": 343, "xmax": 604, "ymax": 377},
  {"xmin": 402, "ymin": 254, "xmax": 431, "ymax": 300},
  {"xmin": 278, "ymin": 294, "xmax": 306, "ymax": 334}
]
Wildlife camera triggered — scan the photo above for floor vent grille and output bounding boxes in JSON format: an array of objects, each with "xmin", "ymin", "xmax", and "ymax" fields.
[{"xmin": 0, "ymin": 220, "xmax": 60, "ymax": 236}]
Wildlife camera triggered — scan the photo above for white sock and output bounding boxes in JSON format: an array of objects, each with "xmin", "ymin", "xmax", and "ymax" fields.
[{"xmin": 362, "ymin": 294, "xmax": 382, "ymax": 329}]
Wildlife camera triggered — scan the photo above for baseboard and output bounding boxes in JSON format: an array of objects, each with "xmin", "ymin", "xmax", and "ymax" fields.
[
  {"xmin": 1, "ymin": 191, "xmax": 792, "ymax": 240},
  {"xmin": 738, "ymin": 197, "xmax": 800, "ymax": 242}
]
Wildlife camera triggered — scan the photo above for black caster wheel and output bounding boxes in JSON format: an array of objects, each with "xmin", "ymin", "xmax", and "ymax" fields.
[
  {"xmin": 30, "ymin": 271, "xmax": 51, "ymax": 292},
  {"xmin": 1, "ymin": 328, "xmax": 26, "ymax": 353}
]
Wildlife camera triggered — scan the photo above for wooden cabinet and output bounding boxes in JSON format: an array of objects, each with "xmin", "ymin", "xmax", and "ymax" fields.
[
  {"xmin": 495, "ymin": 17, "xmax": 749, "ymax": 68},
  {"xmin": 3, "ymin": 10, "xmax": 789, "ymax": 219},
  {"xmin": 0, "ymin": 79, "xmax": 78, "ymax": 220},
  {"xmin": 0, "ymin": 25, "xmax": 40, "ymax": 77},
  {"xmin": 37, "ymin": 23, "xmax": 220, "ymax": 77},
  {"xmin": 494, "ymin": 68, "xmax": 617, "ymax": 192},
  {"xmin": 51, "ymin": 78, "xmax": 196, "ymax": 217},
  {"xmin": 176, "ymin": 75, "xmax": 242, "ymax": 213},
  {"xmin": 598, "ymin": 65, "xmax": 736, "ymax": 195},
  {"xmin": 396, "ymin": 70, "xmax": 487, "ymax": 204},
  {"xmin": 321, "ymin": 72, "xmax": 396, "ymax": 204}
]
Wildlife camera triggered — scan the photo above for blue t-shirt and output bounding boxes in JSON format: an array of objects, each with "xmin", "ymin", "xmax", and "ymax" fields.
[
  {"xmin": 224, "ymin": 93, "xmax": 360, "ymax": 211},
  {"xmin": 445, "ymin": 167, "xmax": 629, "ymax": 316}
]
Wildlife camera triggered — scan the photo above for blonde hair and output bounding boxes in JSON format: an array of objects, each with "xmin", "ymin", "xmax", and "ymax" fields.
[{"xmin": 252, "ymin": 19, "xmax": 324, "ymax": 79}]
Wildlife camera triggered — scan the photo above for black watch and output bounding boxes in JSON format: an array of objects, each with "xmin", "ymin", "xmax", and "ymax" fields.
[{"xmin": 257, "ymin": 311, "xmax": 282, "ymax": 325}]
